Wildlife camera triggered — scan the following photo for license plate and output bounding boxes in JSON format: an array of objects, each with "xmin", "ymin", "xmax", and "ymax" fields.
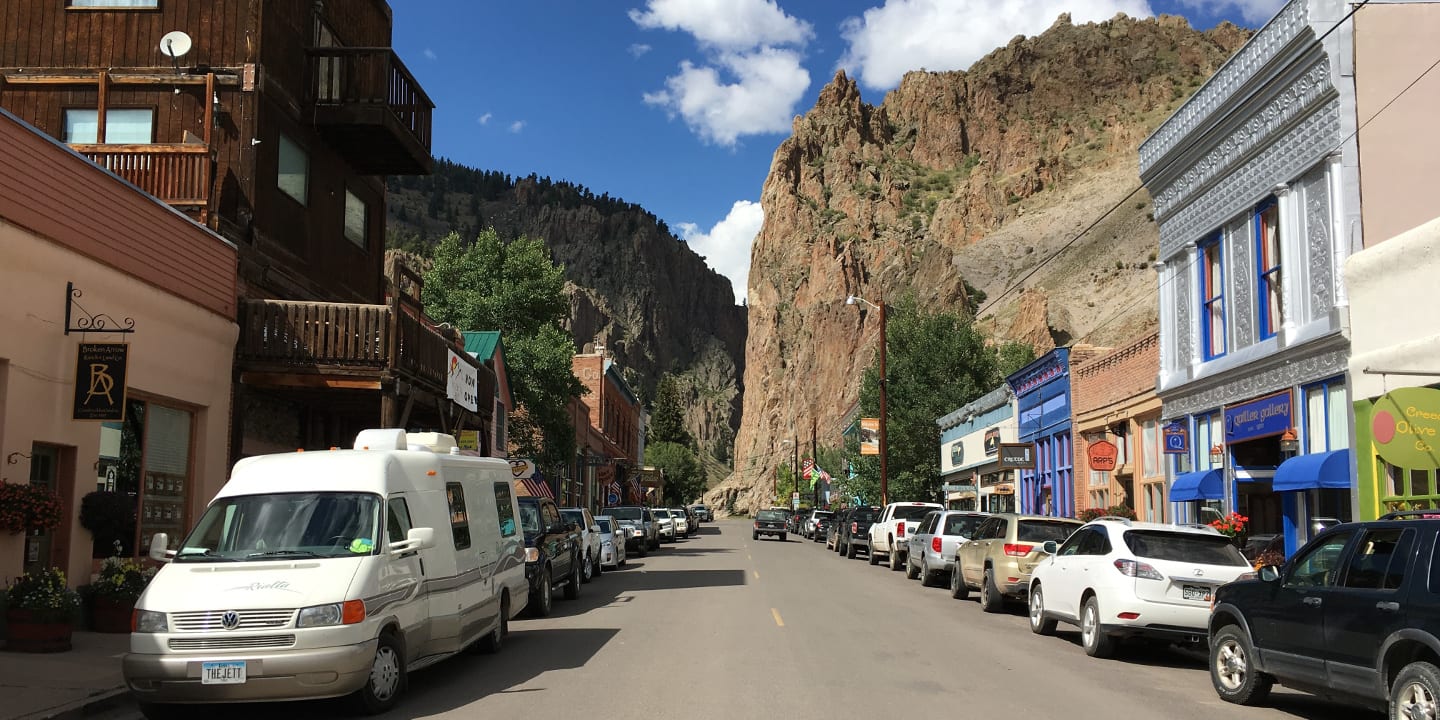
[
  {"xmin": 1182, "ymin": 584, "xmax": 1211, "ymax": 602},
  {"xmin": 201, "ymin": 661, "xmax": 247, "ymax": 685}
]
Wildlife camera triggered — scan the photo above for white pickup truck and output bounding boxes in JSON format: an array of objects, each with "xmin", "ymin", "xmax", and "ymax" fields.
[{"xmin": 869, "ymin": 501, "xmax": 944, "ymax": 570}]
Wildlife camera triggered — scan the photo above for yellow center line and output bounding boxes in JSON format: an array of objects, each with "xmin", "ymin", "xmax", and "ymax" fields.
[{"xmin": 771, "ymin": 608, "xmax": 784, "ymax": 627}]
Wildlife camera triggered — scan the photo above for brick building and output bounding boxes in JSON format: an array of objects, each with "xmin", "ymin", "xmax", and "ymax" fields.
[
  {"xmin": 571, "ymin": 343, "xmax": 642, "ymax": 512},
  {"xmin": 1071, "ymin": 333, "xmax": 1166, "ymax": 522}
]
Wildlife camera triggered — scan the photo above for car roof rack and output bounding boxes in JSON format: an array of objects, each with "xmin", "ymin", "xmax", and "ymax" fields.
[
  {"xmin": 1092, "ymin": 516, "xmax": 1133, "ymax": 524},
  {"xmin": 1379, "ymin": 510, "xmax": 1440, "ymax": 520}
]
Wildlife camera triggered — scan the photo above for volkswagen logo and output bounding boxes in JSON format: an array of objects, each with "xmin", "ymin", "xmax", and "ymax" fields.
[{"xmin": 220, "ymin": 611, "xmax": 240, "ymax": 630}]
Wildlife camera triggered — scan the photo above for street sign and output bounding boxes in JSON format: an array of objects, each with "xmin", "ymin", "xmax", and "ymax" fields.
[
  {"xmin": 606, "ymin": 491, "xmax": 619, "ymax": 505},
  {"xmin": 791, "ymin": 492, "xmax": 800, "ymax": 510},
  {"xmin": 941, "ymin": 483, "xmax": 975, "ymax": 493},
  {"xmin": 997, "ymin": 443, "xmax": 1035, "ymax": 470}
]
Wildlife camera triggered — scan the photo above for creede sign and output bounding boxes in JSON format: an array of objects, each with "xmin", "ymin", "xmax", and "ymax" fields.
[
  {"xmin": 1088, "ymin": 440, "xmax": 1118, "ymax": 472},
  {"xmin": 1372, "ymin": 387, "xmax": 1440, "ymax": 469}
]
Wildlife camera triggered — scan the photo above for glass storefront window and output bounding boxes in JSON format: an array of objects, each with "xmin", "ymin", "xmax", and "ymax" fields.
[{"xmin": 1142, "ymin": 418, "xmax": 1159, "ymax": 478}]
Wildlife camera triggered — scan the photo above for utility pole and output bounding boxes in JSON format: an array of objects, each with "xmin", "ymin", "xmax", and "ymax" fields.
[
  {"xmin": 793, "ymin": 433, "xmax": 799, "ymax": 509},
  {"xmin": 811, "ymin": 416, "xmax": 818, "ymax": 508},
  {"xmin": 878, "ymin": 297, "xmax": 888, "ymax": 507}
]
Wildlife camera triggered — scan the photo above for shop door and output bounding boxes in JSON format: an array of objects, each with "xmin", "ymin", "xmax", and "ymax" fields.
[
  {"xmin": 24, "ymin": 445, "xmax": 61, "ymax": 574},
  {"xmin": 1243, "ymin": 490, "xmax": 1284, "ymax": 536}
]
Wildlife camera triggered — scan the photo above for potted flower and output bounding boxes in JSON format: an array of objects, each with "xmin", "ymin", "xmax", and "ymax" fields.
[
  {"xmin": 1209, "ymin": 512, "xmax": 1250, "ymax": 547},
  {"xmin": 88, "ymin": 556, "xmax": 155, "ymax": 633},
  {"xmin": 0, "ymin": 480, "xmax": 65, "ymax": 535},
  {"xmin": 5, "ymin": 567, "xmax": 81, "ymax": 652}
]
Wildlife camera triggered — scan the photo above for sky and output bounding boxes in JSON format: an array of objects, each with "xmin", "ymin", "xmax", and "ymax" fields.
[{"xmin": 391, "ymin": 0, "xmax": 1286, "ymax": 305}]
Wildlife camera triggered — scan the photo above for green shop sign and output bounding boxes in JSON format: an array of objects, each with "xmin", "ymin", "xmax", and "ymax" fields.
[{"xmin": 1371, "ymin": 387, "xmax": 1440, "ymax": 469}]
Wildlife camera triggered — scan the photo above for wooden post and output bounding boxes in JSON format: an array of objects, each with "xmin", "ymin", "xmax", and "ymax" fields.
[
  {"xmin": 203, "ymin": 73, "xmax": 214, "ymax": 147},
  {"xmin": 96, "ymin": 70, "xmax": 108, "ymax": 143}
]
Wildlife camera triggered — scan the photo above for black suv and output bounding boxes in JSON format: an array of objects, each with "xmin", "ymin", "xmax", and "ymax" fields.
[
  {"xmin": 1208, "ymin": 511, "xmax": 1440, "ymax": 715},
  {"xmin": 517, "ymin": 496, "xmax": 583, "ymax": 617},
  {"xmin": 837, "ymin": 506, "xmax": 882, "ymax": 559}
]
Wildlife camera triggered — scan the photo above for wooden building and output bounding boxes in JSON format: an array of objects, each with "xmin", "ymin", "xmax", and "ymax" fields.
[{"xmin": 0, "ymin": 1, "xmax": 487, "ymax": 463}]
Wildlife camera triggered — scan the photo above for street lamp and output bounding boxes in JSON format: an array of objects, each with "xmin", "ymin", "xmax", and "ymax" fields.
[
  {"xmin": 1279, "ymin": 428, "xmax": 1300, "ymax": 456},
  {"xmin": 1209, "ymin": 444, "xmax": 1225, "ymax": 467},
  {"xmin": 847, "ymin": 294, "xmax": 888, "ymax": 506}
]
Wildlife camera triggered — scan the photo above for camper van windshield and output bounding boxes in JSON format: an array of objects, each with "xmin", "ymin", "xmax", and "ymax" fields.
[{"xmin": 175, "ymin": 492, "xmax": 383, "ymax": 562}]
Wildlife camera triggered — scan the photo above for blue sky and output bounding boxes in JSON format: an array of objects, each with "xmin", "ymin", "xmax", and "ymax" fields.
[{"xmin": 391, "ymin": 0, "xmax": 1284, "ymax": 304}]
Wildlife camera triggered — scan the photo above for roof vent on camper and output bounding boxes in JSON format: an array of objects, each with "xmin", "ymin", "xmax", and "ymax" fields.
[
  {"xmin": 354, "ymin": 429, "xmax": 408, "ymax": 452},
  {"xmin": 405, "ymin": 432, "xmax": 459, "ymax": 454}
]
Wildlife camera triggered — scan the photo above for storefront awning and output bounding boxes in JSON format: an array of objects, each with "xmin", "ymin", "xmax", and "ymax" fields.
[
  {"xmin": 1171, "ymin": 470, "xmax": 1223, "ymax": 501},
  {"xmin": 1273, "ymin": 449, "xmax": 1352, "ymax": 492}
]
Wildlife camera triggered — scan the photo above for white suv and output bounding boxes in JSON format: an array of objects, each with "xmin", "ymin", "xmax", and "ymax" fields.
[{"xmin": 1026, "ymin": 518, "xmax": 1253, "ymax": 658}]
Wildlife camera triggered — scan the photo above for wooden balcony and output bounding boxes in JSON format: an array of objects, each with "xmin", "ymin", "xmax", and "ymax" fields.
[
  {"xmin": 306, "ymin": 47, "xmax": 434, "ymax": 175},
  {"xmin": 71, "ymin": 143, "xmax": 211, "ymax": 212}
]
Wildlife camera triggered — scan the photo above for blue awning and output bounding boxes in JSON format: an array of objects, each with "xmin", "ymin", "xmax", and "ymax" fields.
[
  {"xmin": 1273, "ymin": 449, "xmax": 1353, "ymax": 492},
  {"xmin": 1171, "ymin": 470, "xmax": 1223, "ymax": 501}
]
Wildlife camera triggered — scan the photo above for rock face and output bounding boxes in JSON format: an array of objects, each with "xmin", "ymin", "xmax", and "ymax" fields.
[{"xmin": 707, "ymin": 13, "xmax": 1248, "ymax": 514}]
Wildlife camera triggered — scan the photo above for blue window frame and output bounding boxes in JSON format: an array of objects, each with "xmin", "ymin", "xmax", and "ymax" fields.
[
  {"xmin": 1255, "ymin": 198, "xmax": 1282, "ymax": 339},
  {"xmin": 1199, "ymin": 233, "xmax": 1226, "ymax": 359}
]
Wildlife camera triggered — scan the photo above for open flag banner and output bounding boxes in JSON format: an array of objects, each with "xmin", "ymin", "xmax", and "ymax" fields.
[
  {"xmin": 802, "ymin": 459, "xmax": 831, "ymax": 489},
  {"xmin": 519, "ymin": 471, "xmax": 552, "ymax": 499}
]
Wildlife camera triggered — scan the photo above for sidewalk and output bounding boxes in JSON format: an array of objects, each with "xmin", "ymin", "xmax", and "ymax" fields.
[{"xmin": 1, "ymin": 632, "xmax": 130, "ymax": 720}]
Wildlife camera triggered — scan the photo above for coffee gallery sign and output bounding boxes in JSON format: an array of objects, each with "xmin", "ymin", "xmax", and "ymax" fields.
[
  {"xmin": 1371, "ymin": 387, "xmax": 1440, "ymax": 469},
  {"xmin": 1224, "ymin": 390, "xmax": 1292, "ymax": 443}
]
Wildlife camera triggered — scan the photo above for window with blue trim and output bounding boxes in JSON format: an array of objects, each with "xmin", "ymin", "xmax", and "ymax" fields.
[
  {"xmin": 1199, "ymin": 234, "xmax": 1226, "ymax": 359},
  {"xmin": 1256, "ymin": 198, "xmax": 1282, "ymax": 339},
  {"xmin": 1302, "ymin": 378, "xmax": 1348, "ymax": 454}
]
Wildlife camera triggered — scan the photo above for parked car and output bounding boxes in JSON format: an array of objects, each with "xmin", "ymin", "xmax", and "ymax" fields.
[
  {"xmin": 754, "ymin": 509, "xmax": 789, "ymax": 540},
  {"xmin": 812, "ymin": 514, "xmax": 833, "ymax": 543},
  {"xmin": 653, "ymin": 508, "xmax": 677, "ymax": 542},
  {"xmin": 1207, "ymin": 511, "xmax": 1440, "ymax": 715},
  {"xmin": 690, "ymin": 504, "xmax": 713, "ymax": 522},
  {"xmin": 674, "ymin": 507, "xmax": 698, "ymax": 537},
  {"xmin": 594, "ymin": 515, "xmax": 627, "ymax": 569},
  {"xmin": 668, "ymin": 508, "xmax": 689, "ymax": 537},
  {"xmin": 802, "ymin": 510, "xmax": 834, "ymax": 539},
  {"xmin": 826, "ymin": 510, "xmax": 848, "ymax": 550},
  {"xmin": 838, "ymin": 506, "xmax": 883, "ymax": 559},
  {"xmin": 953, "ymin": 513, "xmax": 1082, "ymax": 611},
  {"xmin": 518, "ymin": 496, "xmax": 584, "ymax": 616},
  {"xmin": 1027, "ymin": 519, "xmax": 1252, "ymax": 658},
  {"xmin": 869, "ymin": 501, "xmax": 946, "ymax": 570},
  {"xmin": 609, "ymin": 506, "xmax": 657, "ymax": 554},
  {"xmin": 906, "ymin": 510, "xmax": 989, "ymax": 587},
  {"xmin": 560, "ymin": 507, "xmax": 603, "ymax": 583}
]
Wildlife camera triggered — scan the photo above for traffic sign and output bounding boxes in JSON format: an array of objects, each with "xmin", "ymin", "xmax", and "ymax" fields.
[{"xmin": 606, "ymin": 491, "xmax": 619, "ymax": 505}]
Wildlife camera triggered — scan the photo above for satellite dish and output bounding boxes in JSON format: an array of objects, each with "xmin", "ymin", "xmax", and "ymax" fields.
[{"xmin": 159, "ymin": 31, "xmax": 192, "ymax": 59}]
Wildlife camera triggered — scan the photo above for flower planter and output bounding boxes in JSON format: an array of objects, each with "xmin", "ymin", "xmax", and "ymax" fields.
[
  {"xmin": 4, "ymin": 608, "xmax": 73, "ymax": 653},
  {"xmin": 90, "ymin": 596, "xmax": 134, "ymax": 634}
]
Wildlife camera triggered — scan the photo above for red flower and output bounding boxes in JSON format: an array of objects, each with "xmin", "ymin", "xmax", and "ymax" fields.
[{"xmin": 0, "ymin": 481, "xmax": 64, "ymax": 534}]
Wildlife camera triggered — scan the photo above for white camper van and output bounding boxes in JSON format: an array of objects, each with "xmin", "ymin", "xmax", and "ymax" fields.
[{"xmin": 122, "ymin": 429, "xmax": 529, "ymax": 717}]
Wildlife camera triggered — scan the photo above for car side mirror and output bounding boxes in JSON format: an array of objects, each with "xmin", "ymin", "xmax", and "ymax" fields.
[
  {"xmin": 149, "ymin": 532, "xmax": 176, "ymax": 562},
  {"xmin": 390, "ymin": 527, "xmax": 435, "ymax": 555},
  {"xmin": 1042, "ymin": 541, "xmax": 1058, "ymax": 555},
  {"xmin": 1259, "ymin": 565, "xmax": 1281, "ymax": 583}
]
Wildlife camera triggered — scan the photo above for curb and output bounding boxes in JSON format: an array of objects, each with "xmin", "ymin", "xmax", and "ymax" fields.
[{"xmin": 16, "ymin": 688, "xmax": 130, "ymax": 720}]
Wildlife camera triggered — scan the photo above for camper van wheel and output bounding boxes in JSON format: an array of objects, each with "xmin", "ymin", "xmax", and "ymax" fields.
[
  {"xmin": 564, "ymin": 554, "xmax": 582, "ymax": 600},
  {"xmin": 478, "ymin": 595, "xmax": 508, "ymax": 654},
  {"xmin": 530, "ymin": 566, "xmax": 553, "ymax": 617},
  {"xmin": 350, "ymin": 632, "xmax": 405, "ymax": 714}
]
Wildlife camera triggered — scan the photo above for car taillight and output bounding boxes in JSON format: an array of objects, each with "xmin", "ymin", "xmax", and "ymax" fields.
[
  {"xmin": 1113, "ymin": 559, "xmax": 1164, "ymax": 580},
  {"xmin": 897, "ymin": 521, "xmax": 905, "ymax": 537},
  {"xmin": 753, "ymin": 522, "xmax": 759, "ymax": 529},
  {"xmin": 851, "ymin": 522, "xmax": 859, "ymax": 534},
  {"xmin": 932, "ymin": 537, "xmax": 942, "ymax": 553},
  {"xmin": 1003, "ymin": 543, "xmax": 1033, "ymax": 557}
]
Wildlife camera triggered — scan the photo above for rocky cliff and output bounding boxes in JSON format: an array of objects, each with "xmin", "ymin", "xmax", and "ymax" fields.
[
  {"xmin": 387, "ymin": 166, "xmax": 747, "ymax": 462},
  {"xmin": 707, "ymin": 13, "xmax": 1248, "ymax": 513}
]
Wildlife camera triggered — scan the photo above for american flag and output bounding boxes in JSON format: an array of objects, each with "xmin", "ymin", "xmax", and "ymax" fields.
[{"xmin": 519, "ymin": 471, "xmax": 553, "ymax": 499}]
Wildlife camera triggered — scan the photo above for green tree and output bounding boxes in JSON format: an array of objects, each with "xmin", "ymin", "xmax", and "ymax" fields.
[
  {"xmin": 422, "ymin": 229, "xmax": 583, "ymax": 471},
  {"xmin": 648, "ymin": 441, "xmax": 705, "ymax": 506},
  {"xmin": 845, "ymin": 294, "xmax": 1033, "ymax": 504},
  {"xmin": 648, "ymin": 373, "xmax": 693, "ymax": 448}
]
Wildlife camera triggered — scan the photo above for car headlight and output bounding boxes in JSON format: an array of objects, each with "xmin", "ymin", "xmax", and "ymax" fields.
[
  {"xmin": 632, "ymin": 529, "xmax": 644, "ymax": 537},
  {"xmin": 297, "ymin": 600, "xmax": 365, "ymax": 628},
  {"xmin": 134, "ymin": 609, "xmax": 168, "ymax": 633},
  {"xmin": 525, "ymin": 547, "xmax": 540, "ymax": 563}
]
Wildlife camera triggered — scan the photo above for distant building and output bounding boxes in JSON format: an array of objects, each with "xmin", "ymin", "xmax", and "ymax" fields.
[
  {"xmin": 572, "ymin": 342, "xmax": 643, "ymax": 512},
  {"xmin": 1070, "ymin": 334, "xmax": 1164, "ymax": 521},
  {"xmin": 937, "ymin": 386, "xmax": 1017, "ymax": 513}
]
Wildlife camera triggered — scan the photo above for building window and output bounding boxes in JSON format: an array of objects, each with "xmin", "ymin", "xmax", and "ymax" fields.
[
  {"xmin": 1144, "ymin": 482, "xmax": 1166, "ymax": 523},
  {"xmin": 493, "ymin": 397, "xmax": 507, "ymax": 454},
  {"xmin": 1256, "ymin": 198, "xmax": 1282, "ymax": 338},
  {"xmin": 1199, "ymin": 234, "xmax": 1226, "ymax": 359},
  {"xmin": 446, "ymin": 482, "xmax": 471, "ymax": 550},
  {"xmin": 344, "ymin": 189, "xmax": 368, "ymax": 248},
  {"xmin": 1142, "ymin": 418, "xmax": 1159, "ymax": 479},
  {"xmin": 68, "ymin": 0, "xmax": 159, "ymax": 7},
  {"xmin": 277, "ymin": 134, "xmax": 309, "ymax": 206},
  {"xmin": 62, "ymin": 108, "xmax": 153, "ymax": 144}
]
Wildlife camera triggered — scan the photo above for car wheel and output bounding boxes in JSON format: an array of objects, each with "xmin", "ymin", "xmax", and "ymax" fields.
[
  {"xmin": 581, "ymin": 552, "xmax": 594, "ymax": 583},
  {"xmin": 1210, "ymin": 624, "xmax": 1272, "ymax": 705},
  {"xmin": 847, "ymin": 542, "xmax": 858, "ymax": 559},
  {"xmin": 951, "ymin": 565, "xmax": 970, "ymax": 600},
  {"xmin": 780, "ymin": 533, "xmax": 787, "ymax": 542},
  {"xmin": 637, "ymin": 542, "xmax": 648, "ymax": 558},
  {"xmin": 889, "ymin": 544, "xmax": 902, "ymax": 571},
  {"xmin": 477, "ymin": 595, "xmax": 508, "ymax": 654},
  {"xmin": 753, "ymin": 532, "xmax": 759, "ymax": 540},
  {"xmin": 1028, "ymin": 585, "xmax": 1057, "ymax": 636},
  {"xmin": 906, "ymin": 554, "xmax": 920, "ymax": 580},
  {"xmin": 592, "ymin": 552, "xmax": 603, "ymax": 578},
  {"xmin": 529, "ymin": 565, "xmax": 553, "ymax": 617},
  {"xmin": 1391, "ymin": 660, "xmax": 1440, "ymax": 720},
  {"xmin": 348, "ymin": 632, "xmax": 405, "ymax": 714},
  {"xmin": 868, "ymin": 544, "xmax": 880, "ymax": 564},
  {"xmin": 564, "ymin": 556, "xmax": 582, "ymax": 600},
  {"xmin": 1080, "ymin": 595, "xmax": 1116, "ymax": 658},
  {"xmin": 980, "ymin": 568, "xmax": 1004, "ymax": 613},
  {"xmin": 920, "ymin": 556, "xmax": 938, "ymax": 587}
]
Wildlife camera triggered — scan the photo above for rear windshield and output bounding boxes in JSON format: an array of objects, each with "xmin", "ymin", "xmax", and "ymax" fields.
[
  {"xmin": 756, "ymin": 510, "xmax": 788, "ymax": 521},
  {"xmin": 560, "ymin": 510, "xmax": 585, "ymax": 526},
  {"xmin": 610, "ymin": 508, "xmax": 642, "ymax": 521},
  {"xmin": 1017, "ymin": 520, "xmax": 1080, "ymax": 543},
  {"xmin": 849, "ymin": 508, "xmax": 880, "ymax": 523},
  {"xmin": 1123, "ymin": 530, "xmax": 1250, "ymax": 566},
  {"xmin": 944, "ymin": 515, "xmax": 985, "ymax": 537},
  {"xmin": 813, "ymin": 511, "xmax": 834, "ymax": 519},
  {"xmin": 596, "ymin": 518, "xmax": 614, "ymax": 533},
  {"xmin": 893, "ymin": 505, "xmax": 937, "ymax": 521}
]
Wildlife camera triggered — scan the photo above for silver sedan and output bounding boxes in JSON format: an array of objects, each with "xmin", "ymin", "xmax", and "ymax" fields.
[{"xmin": 906, "ymin": 510, "xmax": 989, "ymax": 587}]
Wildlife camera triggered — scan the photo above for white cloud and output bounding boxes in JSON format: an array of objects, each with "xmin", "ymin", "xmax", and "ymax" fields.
[
  {"xmin": 678, "ymin": 200, "xmax": 764, "ymax": 304},
  {"xmin": 1172, "ymin": 0, "xmax": 1286, "ymax": 24},
  {"xmin": 477, "ymin": 112, "xmax": 493, "ymax": 125},
  {"xmin": 423, "ymin": 48, "xmax": 437, "ymax": 61},
  {"xmin": 643, "ymin": 48, "xmax": 810, "ymax": 146},
  {"xmin": 629, "ymin": 0, "xmax": 813, "ymax": 51},
  {"xmin": 629, "ymin": 43, "xmax": 652, "ymax": 58},
  {"xmin": 509, "ymin": 120, "xmax": 526, "ymax": 133},
  {"xmin": 839, "ymin": 0, "xmax": 1155, "ymax": 91}
]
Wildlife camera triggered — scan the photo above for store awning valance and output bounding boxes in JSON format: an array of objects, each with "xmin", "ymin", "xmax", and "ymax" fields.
[
  {"xmin": 1171, "ymin": 470, "xmax": 1223, "ymax": 502},
  {"xmin": 1273, "ymin": 449, "xmax": 1353, "ymax": 492}
]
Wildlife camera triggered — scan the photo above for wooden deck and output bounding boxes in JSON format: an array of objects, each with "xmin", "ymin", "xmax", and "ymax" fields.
[{"xmin": 71, "ymin": 143, "xmax": 212, "ymax": 211}]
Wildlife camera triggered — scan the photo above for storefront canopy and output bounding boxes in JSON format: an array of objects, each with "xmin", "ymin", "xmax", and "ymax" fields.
[
  {"xmin": 1171, "ymin": 470, "xmax": 1223, "ymax": 501},
  {"xmin": 1273, "ymin": 449, "xmax": 1353, "ymax": 492}
]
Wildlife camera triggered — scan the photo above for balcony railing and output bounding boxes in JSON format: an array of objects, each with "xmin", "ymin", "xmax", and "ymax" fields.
[
  {"xmin": 71, "ymin": 143, "xmax": 211, "ymax": 210},
  {"xmin": 306, "ymin": 47, "xmax": 434, "ymax": 174}
]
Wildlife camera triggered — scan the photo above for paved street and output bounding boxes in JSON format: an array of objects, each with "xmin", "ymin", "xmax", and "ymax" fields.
[{"xmin": 97, "ymin": 519, "xmax": 1374, "ymax": 720}]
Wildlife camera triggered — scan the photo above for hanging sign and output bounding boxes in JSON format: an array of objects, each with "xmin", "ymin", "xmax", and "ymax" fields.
[
  {"xmin": 73, "ymin": 343, "xmax": 128, "ymax": 420},
  {"xmin": 983, "ymin": 428, "xmax": 1001, "ymax": 455},
  {"xmin": 1088, "ymin": 440, "xmax": 1118, "ymax": 472},
  {"xmin": 1371, "ymin": 387, "xmax": 1440, "ymax": 469},
  {"xmin": 997, "ymin": 443, "xmax": 1035, "ymax": 470},
  {"xmin": 1163, "ymin": 421, "xmax": 1189, "ymax": 455},
  {"xmin": 949, "ymin": 441, "xmax": 964, "ymax": 467},
  {"xmin": 859, "ymin": 418, "xmax": 880, "ymax": 456}
]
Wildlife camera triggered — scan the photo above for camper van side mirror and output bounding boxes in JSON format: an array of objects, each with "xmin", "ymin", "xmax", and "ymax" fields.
[
  {"xmin": 390, "ymin": 527, "xmax": 436, "ymax": 555},
  {"xmin": 149, "ymin": 533, "xmax": 176, "ymax": 562}
]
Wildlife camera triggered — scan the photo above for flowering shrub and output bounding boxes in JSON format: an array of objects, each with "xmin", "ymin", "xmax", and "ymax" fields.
[
  {"xmin": 1078, "ymin": 505, "xmax": 1138, "ymax": 523},
  {"xmin": 1209, "ymin": 512, "xmax": 1249, "ymax": 538},
  {"xmin": 0, "ymin": 481, "xmax": 65, "ymax": 534},
  {"xmin": 92, "ymin": 556, "xmax": 156, "ymax": 603},
  {"xmin": 7, "ymin": 567, "xmax": 81, "ymax": 623}
]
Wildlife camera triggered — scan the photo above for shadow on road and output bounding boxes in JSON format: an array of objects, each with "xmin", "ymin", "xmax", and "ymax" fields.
[{"xmin": 694, "ymin": 525, "xmax": 723, "ymax": 536}]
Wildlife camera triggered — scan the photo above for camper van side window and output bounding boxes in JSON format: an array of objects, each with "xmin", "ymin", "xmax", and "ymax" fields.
[
  {"xmin": 494, "ymin": 483, "xmax": 518, "ymax": 537},
  {"xmin": 387, "ymin": 497, "xmax": 413, "ymax": 546},
  {"xmin": 446, "ymin": 483, "xmax": 472, "ymax": 550}
]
